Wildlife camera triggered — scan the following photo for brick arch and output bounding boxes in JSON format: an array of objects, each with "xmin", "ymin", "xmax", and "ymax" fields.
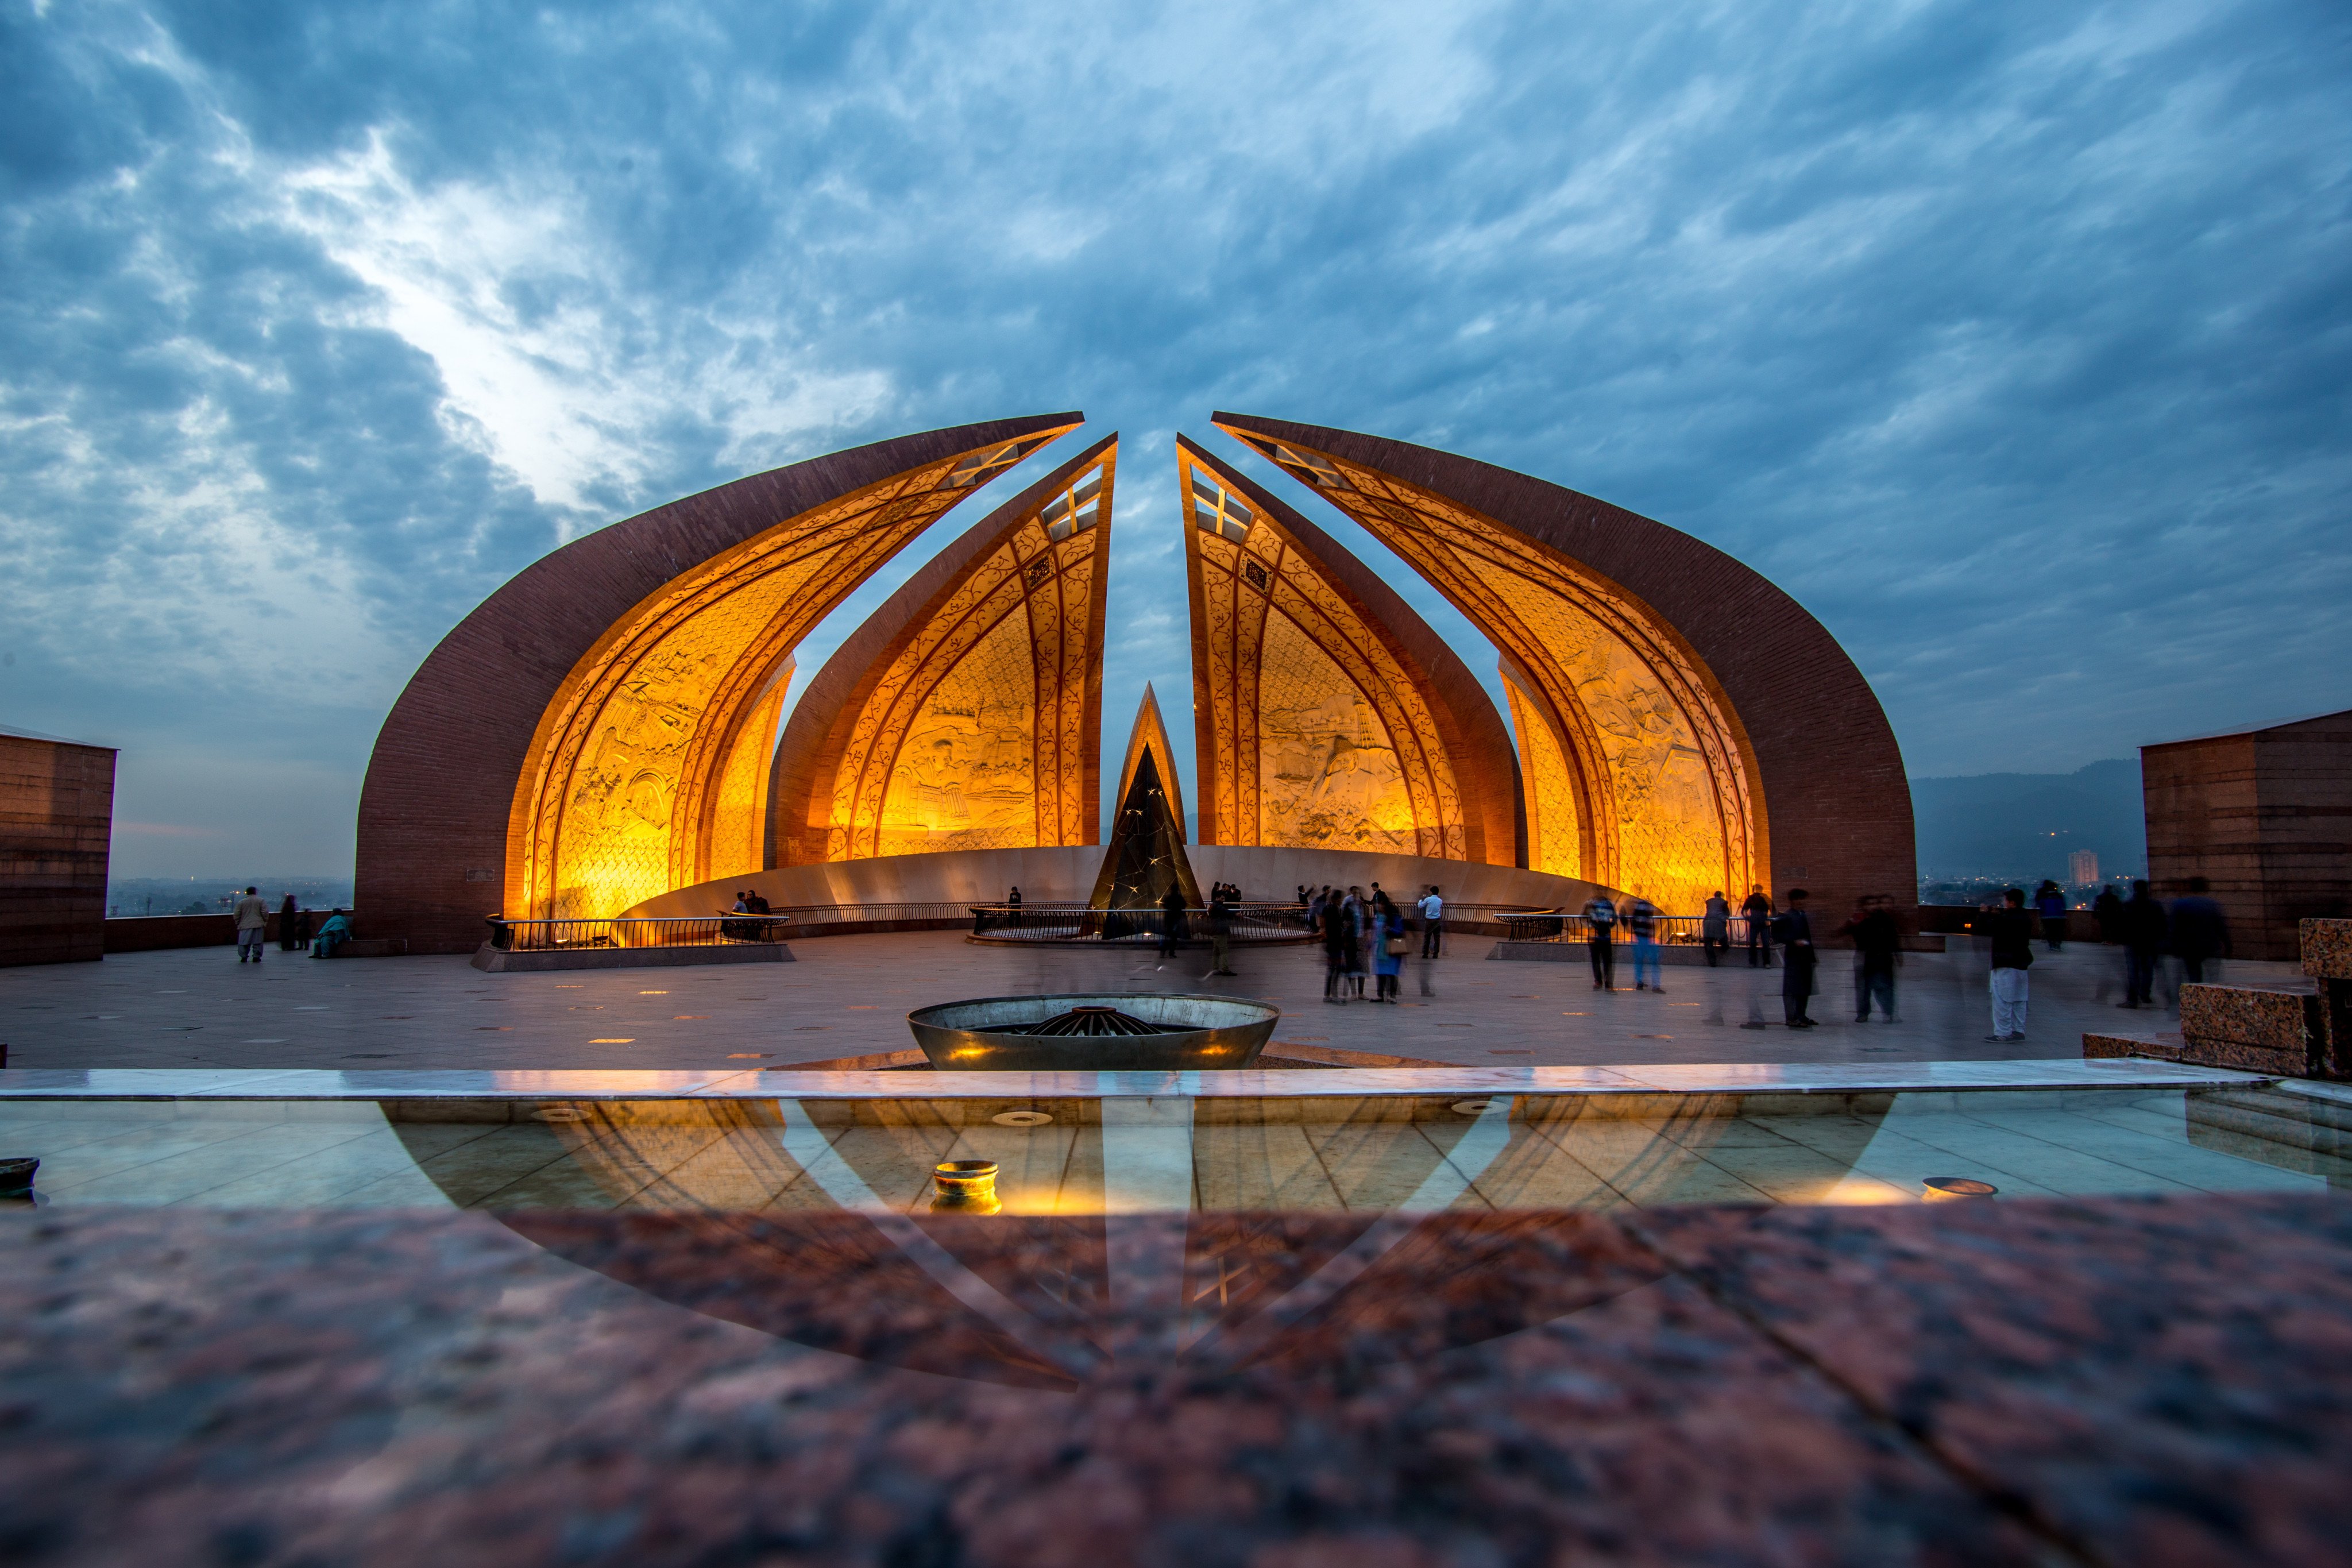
[
  {"xmin": 1214, "ymin": 413, "xmax": 1914, "ymax": 920},
  {"xmin": 1178, "ymin": 435, "xmax": 1523, "ymax": 867},
  {"xmin": 356, "ymin": 414, "xmax": 1080, "ymax": 953},
  {"xmin": 767, "ymin": 434, "xmax": 1118, "ymax": 867}
]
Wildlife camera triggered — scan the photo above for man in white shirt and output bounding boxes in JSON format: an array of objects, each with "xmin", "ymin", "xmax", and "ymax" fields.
[
  {"xmin": 231, "ymin": 886, "xmax": 270, "ymax": 964},
  {"xmin": 1418, "ymin": 886, "xmax": 1444, "ymax": 958}
]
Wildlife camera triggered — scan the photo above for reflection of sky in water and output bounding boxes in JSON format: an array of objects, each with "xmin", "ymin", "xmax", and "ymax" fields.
[{"xmin": 6, "ymin": 1088, "xmax": 2339, "ymax": 1385}]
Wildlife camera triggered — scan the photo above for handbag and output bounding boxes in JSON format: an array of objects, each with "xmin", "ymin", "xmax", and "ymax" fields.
[{"xmin": 1385, "ymin": 935, "xmax": 1410, "ymax": 956}]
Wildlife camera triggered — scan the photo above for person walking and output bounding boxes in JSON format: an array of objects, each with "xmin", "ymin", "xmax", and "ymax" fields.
[
  {"xmin": 2118, "ymin": 880, "xmax": 2165, "ymax": 1009},
  {"xmin": 2034, "ymin": 880, "xmax": 2068, "ymax": 951},
  {"xmin": 1345, "ymin": 886, "xmax": 1369, "ymax": 1000},
  {"xmin": 1321, "ymin": 894, "xmax": 1349, "ymax": 1003},
  {"xmin": 1418, "ymin": 885, "xmax": 1445, "ymax": 959},
  {"xmin": 2168, "ymin": 878, "xmax": 2230, "ymax": 987},
  {"xmin": 1582, "ymin": 892, "xmax": 1619, "ymax": 991},
  {"xmin": 1156, "ymin": 885, "xmax": 1188, "ymax": 968},
  {"xmin": 1843, "ymin": 894, "xmax": 1900, "ymax": 1022},
  {"xmin": 1983, "ymin": 888, "xmax": 2036, "ymax": 1040},
  {"xmin": 1702, "ymin": 891, "xmax": 1731, "ymax": 967},
  {"xmin": 1628, "ymin": 895, "xmax": 1663, "ymax": 992},
  {"xmin": 1372, "ymin": 893, "xmax": 1406, "ymax": 1002},
  {"xmin": 232, "ymin": 886, "xmax": 269, "ymax": 964},
  {"xmin": 1204, "ymin": 887, "xmax": 1236, "ymax": 978},
  {"xmin": 1741, "ymin": 885, "xmax": 1775, "ymax": 967},
  {"xmin": 276, "ymin": 893, "xmax": 299, "ymax": 952},
  {"xmin": 1772, "ymin": 889, "xmax": 1817, "ymax": 1026}
]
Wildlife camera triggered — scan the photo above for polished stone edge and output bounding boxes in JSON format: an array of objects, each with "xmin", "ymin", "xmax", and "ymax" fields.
[{"xmin": 0, "ymin": 1057, "xmax": 2268, "ymax": 1101}]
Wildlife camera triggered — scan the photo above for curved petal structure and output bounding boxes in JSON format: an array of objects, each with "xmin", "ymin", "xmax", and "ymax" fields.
[
  {"xmin": 1179, "ymin": 436, "xmax": 1523, "ymax": 866},
  {"xmin": 769, "ymin": 435, "xmax": 1118, "ymax": 865},
  {"xmin": 1214, "ymin": 413, "xmax": 1914, "ymax": 918},
  {"xmin": 356, "ymin": 414, "xmax": 1080, "ymax": 951}
]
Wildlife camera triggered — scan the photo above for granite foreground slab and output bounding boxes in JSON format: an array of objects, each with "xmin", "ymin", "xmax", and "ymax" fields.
[
  {"xmin": 0, "ymin": 1057, "xmax": 2268, "ymax": 1101},
  {"xmin": 5, "ymin": 1193, "xmax": 2351, "ymax": 1566}
]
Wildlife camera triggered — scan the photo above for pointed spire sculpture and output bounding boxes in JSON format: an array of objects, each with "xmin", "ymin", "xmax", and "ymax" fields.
[{"xmin": 1089, "ymin": 684, "xmax": 1200, "ymax": 913}]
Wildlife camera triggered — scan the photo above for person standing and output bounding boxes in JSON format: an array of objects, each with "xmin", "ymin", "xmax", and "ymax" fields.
[
  {"xmin": 1628, "ymin": 896, "xmax": 1663, "ymax": 992},
  {"xmin": 1983, "ymin": 888, "xmax": 2036, "ymax": 1040},
  {"xmin": 1419, "ymin": 885, "xmax": 1445, "ymax": 959},
  {"xmin": 1702, "ymin": 891, "xmax": 1731, "ymax": 967},
  {"xmin": 2168, "ymin": 878, "xmax": 2230, "ymax": 986},
  {"xmin": 1372, "ymin": 893, "xmax": 1405, "ymax": 1003},
  {"xmin": 1321, "ymin": 895, "xmax": 1349, "ymax": 1003},
  {"xmin": 276, "ymin": 893, "xmax": 299, "ymax": 952},
  {"xmin": 2118, "ymin": 880, "xmax": 2165, "ymax": 1009},
  {"xmin": 1346, "ymin": 886, "xmax": 1369, "ymax": 1000},
  {"xmin": 232, "ymin": 886, "xmax": 269, "ymax": 964},
  {"xmin": 1771, "ymin": 889, "xmax": 1817, "ymax": 1027},
  {"xmin": 1204, "ymin": 887, "xmax": 1235, "ymax": 978},
  {"xmin": 1007, "ymin": 885, "xmax": 1022, "ymax": 929},
  {"xmin": 1843, "ymin": 894, "xmax": 1899, "ymax": 1022},
  {"xmin": 2034, "ymin": 880, "xmax": 2068, "ymax": 951},
  {"xmin": 293, "ymin": 906, "xmax": 315, "ymax": 952},
  {"xmin": 1741, "ymin": 885, "xmax": 1775, "ymax": 967},
  {"xmin": 1157, "ymin": 885, "xmax": 1188, "ymax": 967},
  {"xmin": 1582, "ymin": 892, "xmax": 1619, "ymax": 991}
]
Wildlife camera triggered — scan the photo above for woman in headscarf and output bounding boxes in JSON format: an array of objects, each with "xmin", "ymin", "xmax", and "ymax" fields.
[
  {"xmin": 1371, "ymin": 891, "xmax": 1405, "ymax": 1003},
  {"xmin": 277, "ymin": 893, "xmax": 299, "ymax": 952}
]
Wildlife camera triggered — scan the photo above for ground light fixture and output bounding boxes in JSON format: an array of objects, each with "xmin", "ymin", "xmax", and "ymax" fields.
[{"xmin": 1922, "ymin": 1176, "xmax": 1999, "ymax": 1199}]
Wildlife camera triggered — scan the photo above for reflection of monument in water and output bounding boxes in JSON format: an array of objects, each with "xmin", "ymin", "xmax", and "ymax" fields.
[{"xmin": 354, "ymin": 411, "xmax": 1914, "ymax": 951}]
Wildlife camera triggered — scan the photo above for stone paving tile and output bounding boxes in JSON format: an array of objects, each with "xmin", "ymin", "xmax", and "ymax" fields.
[
  {"xmin": 1634, "ymin": 1194, "xmax": 2352, "ymax": 1568},
  {"xmin": 2, "ymin": 934, "xmax": 2311, "ymax": 1074}
]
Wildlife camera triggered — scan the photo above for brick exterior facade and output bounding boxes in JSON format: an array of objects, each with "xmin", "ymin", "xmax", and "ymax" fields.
[
  {"xmin": 356, "ymin": 415, "xmax": 1080, "ymax": 955},
  {"xmin": 0, "ymin": 729, "xmax": 117, "ymax": 967},
  {"xmin": 1211, "ymin": 414, "xmax": 1917, "ymax": 927}
]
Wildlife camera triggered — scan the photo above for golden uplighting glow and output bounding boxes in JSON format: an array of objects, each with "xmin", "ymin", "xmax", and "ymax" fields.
[
  {"xmin": 1224, "ymin": 422, "xmax": 1762, "ymax": 913},
  {"xmin": 1180, "ymin": 446, "xmax": 1470, "ymax": 859},
  {"xmin": 506, "ymin": 423, "xmax": 1077, "ymax": 920},
  {"xmin": 808, "ymin": 448, "xmax": 1115, "ymax": 862}
]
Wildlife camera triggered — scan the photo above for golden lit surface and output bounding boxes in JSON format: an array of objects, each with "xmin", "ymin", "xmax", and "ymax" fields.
[
  {"xmin": 702, "ymin": 657, "xmax": 792, "ymax": 886},
  {"xmin": 1181, "ymin": 447, "xmax": 1469, "ymax": 859},
  {"xmin": 508, "ymin": 423, "xmax": 1076, "ymax": 920},
  {"xmin": 817, "ymin": 449, "xmax": 1113, "ymax": 860},
  {"xmin": 1223, "ymin": 425, "xmax": 1760, "ymax": 913},
  {"xmin": 459, "ymin": 1095, "xmax": 1971, "ymax": 1217},
  {"xmin": 1503, "ymin": 663, "xmax": 1582, "ymax": 880}
]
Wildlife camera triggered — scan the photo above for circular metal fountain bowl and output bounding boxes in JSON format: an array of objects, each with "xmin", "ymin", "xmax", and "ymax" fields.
[{"xmin": 906, "ymin": 993, "xmax": 1280, "ymax": 1072}]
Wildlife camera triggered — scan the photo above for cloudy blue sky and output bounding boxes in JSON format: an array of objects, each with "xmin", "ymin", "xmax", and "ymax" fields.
[{"xmin": 4, "ymin": 0, "xmax": 2346, "ymax": 879}]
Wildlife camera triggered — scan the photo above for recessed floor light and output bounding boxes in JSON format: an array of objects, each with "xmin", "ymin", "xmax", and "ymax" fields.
[
  {"xmin": 638, "ymin": 990, "xmax": 669, "ymax": 995},
  {"xmin": 991, "ymin": 1110, "xmax": 1053, "ymax": 1127},
  {"xmin": 589, "ymin": 1038, "xmax": 635, "ymax": 1044}
]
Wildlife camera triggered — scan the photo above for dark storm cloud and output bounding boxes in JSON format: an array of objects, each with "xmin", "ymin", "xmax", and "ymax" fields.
[{"xmin": 1, "ymin": 0, "xmax": 2345, "ymax": 874}]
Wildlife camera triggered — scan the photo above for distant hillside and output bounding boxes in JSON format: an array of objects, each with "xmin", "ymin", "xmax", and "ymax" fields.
[{"xmin": 1910, "ymin": 759, "xmax": 2146, "ymax": 882}]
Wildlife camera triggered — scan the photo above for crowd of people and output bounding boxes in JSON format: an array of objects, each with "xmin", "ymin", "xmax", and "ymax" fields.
[
  {"xmin": 227, "ymin": 887, "xmax": 350, "ymax": 960},
  {"xmin": 1291, "ymin": 882, "xmax": 1446, "ymax": 1003}
]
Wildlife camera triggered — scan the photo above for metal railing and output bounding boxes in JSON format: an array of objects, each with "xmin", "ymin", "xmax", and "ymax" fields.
[
  {"xmin": 1497, "ymin": 913, "xmax": 1746, "ymax": 944},
  {"xmin": 968, "ymin": 902, "xmax": 1314, "ymax": 943},
  {"xmin": 485, "ymin": 915, "xmax": 792, "ymax": 952}
]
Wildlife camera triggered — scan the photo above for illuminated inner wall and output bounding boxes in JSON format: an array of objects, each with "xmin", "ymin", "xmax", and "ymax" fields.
[
  {"xmin": 1180, "ymin": 439, "xmax": 1519, "ymax": 864},
  {"xmin": 1219, "ymin": 420, "xmax": 1759, "ymax": 916},
  {"xmin": 771, "ymin": 437, "xmax": 1117, "ymax": 866},
  {"xmin": 509, "ymin": 426, "xmax": 1075, "ymax": 921}
]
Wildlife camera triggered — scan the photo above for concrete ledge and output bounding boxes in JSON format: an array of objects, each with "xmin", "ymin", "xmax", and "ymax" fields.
[
  {"xmin": 469, "ymin": 943, "xmax": 795, "ymax": 972},
  {"xmin": 2084, "ymin": 1029, "xmax": 2305, "ymax": 1075}
]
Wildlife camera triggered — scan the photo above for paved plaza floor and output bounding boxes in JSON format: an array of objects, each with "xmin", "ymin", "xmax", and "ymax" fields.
[{"xmin": 1, "ymin": 931, "xmax": 2295, "ymax": 1072}]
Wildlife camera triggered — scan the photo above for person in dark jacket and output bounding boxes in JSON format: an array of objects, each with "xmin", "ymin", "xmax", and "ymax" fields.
[
  {"xmin": 2118, "ymin": 880, "xmax": 2164, "ymax": 1008},
  {"xmin": 1772, "ymin": 890, "xmax": 1817, "ymax": 1026},
  {"xmin": 277, "ymin": 893, "xmax": 299, "ymax": 952},
  {"xmin": 1741, "ymin": 885, "xmax": 1774, "ymax": 967},
  {"xmin": 2034, "ymin": 880, "xmax": 2068, "ymax": 951},
  {"xmin": 1842, "ymin": 895, "xmax": 1901, "ymax": 1022},
  {"xmin": 1321, "ymin": 896, "xmax": 1350, "ymax": 1003},
  {"xmin": 1702, "ymin": 891, "xmax": 1731, "ymax": 966},
  {"xmin": 1157, "ymin": 885, "xmax": 1188, "ymax": 967},
  {"xmin": 2168, "ymin": 878, "xmax": 2230, "ymax": 986},
  {"xmin": 1582, "ymin": 893, "xmax": 1619, "ymax": 991},
  {"xmin": 1984, "ymin": 888, "xmax": 2036, "ymax": 1040}
]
